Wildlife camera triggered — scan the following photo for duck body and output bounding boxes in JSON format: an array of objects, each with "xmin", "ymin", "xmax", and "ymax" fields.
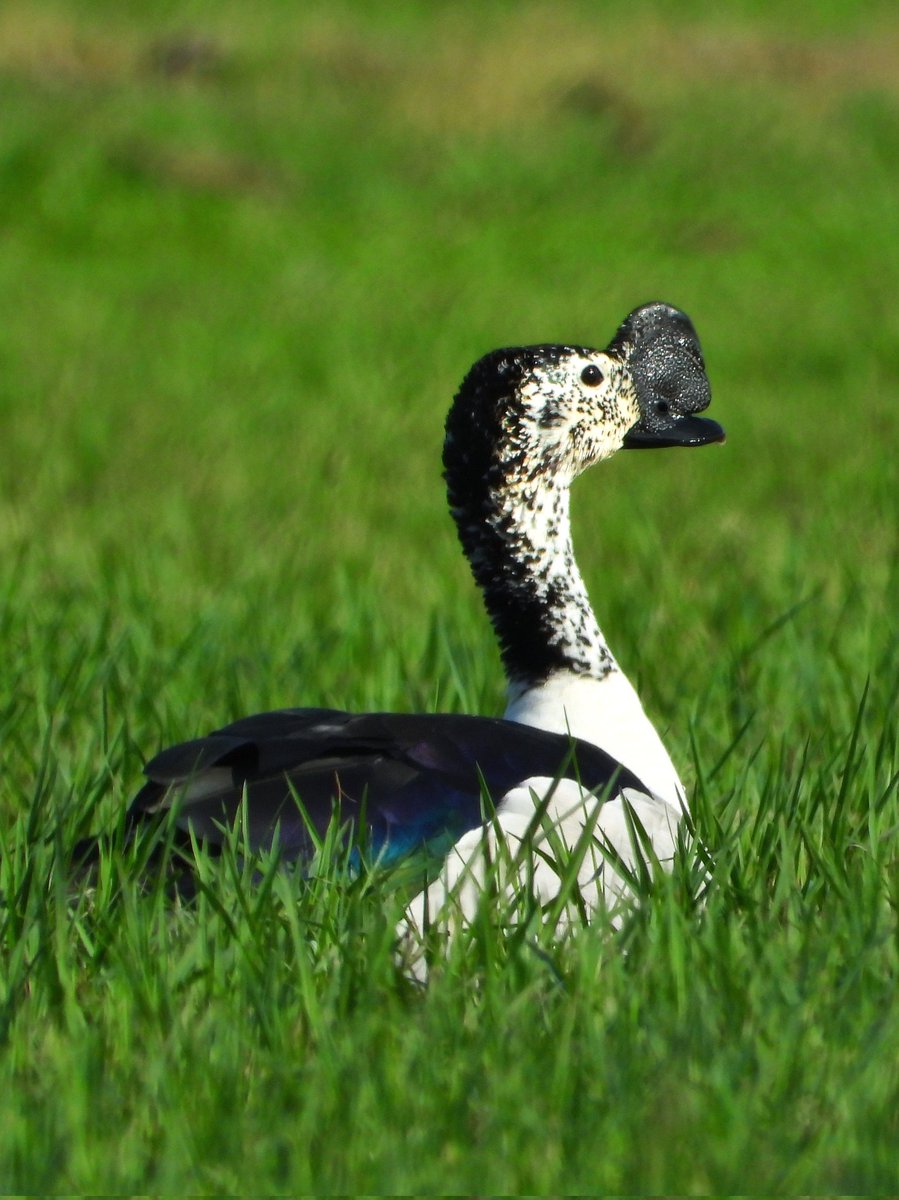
[
  {"xmin": 131, "ymin": 707, "xmax": 648, "ymax": 867},
  {"xmin": 124, "ymin": 302, "xmax": 723, "ymax": 944}
]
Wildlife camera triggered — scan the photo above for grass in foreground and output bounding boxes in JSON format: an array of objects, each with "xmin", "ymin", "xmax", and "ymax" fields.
[
  {"xmin": 1, "ymin": 608, "xmax": 896, "ymax": 1192},
  {"xmin": 0, "ymin": 0, "xmax": 898, "ymax": 1190},
  {"xmin": 1, "ymin": 695, "xmax": 897, "ymax": 1193}
]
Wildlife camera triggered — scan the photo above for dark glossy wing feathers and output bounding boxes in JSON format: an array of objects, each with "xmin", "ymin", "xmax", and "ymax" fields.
[{"xmin": 130, "ymin": 708, "xmax": 649, "ymax": 865}]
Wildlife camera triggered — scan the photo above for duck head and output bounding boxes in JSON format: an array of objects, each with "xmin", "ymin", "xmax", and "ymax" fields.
[{"xmin": 444, "ymin": 302, "xmax": 723, "ymax": 512}]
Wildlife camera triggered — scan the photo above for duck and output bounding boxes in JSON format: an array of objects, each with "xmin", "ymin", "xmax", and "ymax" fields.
[{"xmin": 125, "ymin": 302, "xmax": 723, "ymax": 960}]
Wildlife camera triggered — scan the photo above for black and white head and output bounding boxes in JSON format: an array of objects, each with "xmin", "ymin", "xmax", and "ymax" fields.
[{"xmin": 444, "ymin": 302, "xmax": 724, "ymax": 508}]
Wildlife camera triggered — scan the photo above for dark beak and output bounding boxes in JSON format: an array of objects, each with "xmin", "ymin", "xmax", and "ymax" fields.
[
  {"xmin": 610, "ymin": 303, "xmax": 726, "ymax": 450},
  {"xmin": 623, "ymin": 412, "xmax": 725, "ymax": 449}
]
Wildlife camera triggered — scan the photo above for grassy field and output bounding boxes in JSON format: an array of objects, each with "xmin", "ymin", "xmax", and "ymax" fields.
[{"xmin": 1, "ymin": 0, "xmax": 897, "ymax": 1190}]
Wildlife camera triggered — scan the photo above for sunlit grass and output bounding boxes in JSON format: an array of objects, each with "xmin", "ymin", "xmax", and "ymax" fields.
[{"xmin": 0, "ymin": 0, "xmax": 897, "ymax": 1190}]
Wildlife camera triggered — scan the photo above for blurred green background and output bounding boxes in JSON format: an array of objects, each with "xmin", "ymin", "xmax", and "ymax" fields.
[{"xmin": 2, "ymin": 0, "xmax": 897, "ymax": 816}]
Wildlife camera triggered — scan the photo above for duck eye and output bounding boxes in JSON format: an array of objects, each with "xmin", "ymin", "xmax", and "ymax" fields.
[{"xmin": 580, "ymin": 364, "xmax": 603, "ymax": 387}]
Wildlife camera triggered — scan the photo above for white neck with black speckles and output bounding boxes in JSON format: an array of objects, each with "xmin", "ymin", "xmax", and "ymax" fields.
[
  {"xmin": 465, "ymin": 472, "xmax": 616, "ymax": 687},
  {"xmin": 455, "ymin": 471, "xmax": 685, "ymax": 807}
]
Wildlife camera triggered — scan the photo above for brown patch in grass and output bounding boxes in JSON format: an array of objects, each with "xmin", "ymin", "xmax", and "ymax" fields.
[
  {"xmin": 145, "ymin": 34, "xmax": 227, "ymax": 81},
  {"xmin": 2, "ymin": 2, "xmax": 897, "ymax": 136},
  {"xmin": 380, "ymin": 8, "xmax": 899, "ymax": 137},
  {"xmin": 666, "ymin": 25, "xmax": 899, "ymax": 119},
  {"xmin": 0, "ymin": 5, "xmax": 139, "ymax": 85},
  {"xmin": 558, "ymin": 80, "xmax": 654, "ymax": 157},
  {"xmin": 108, "ymin": 139, "xmax": 287, "ymax": 201},
  {"xmin": 0, "ymin": 3, "xmax": 233, "ymax": 90}
]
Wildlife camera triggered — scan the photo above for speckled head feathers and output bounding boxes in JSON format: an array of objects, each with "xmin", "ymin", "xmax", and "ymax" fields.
[{"xmin": 444, "ymin": 342, "xmax": 637, "ymax": 514}]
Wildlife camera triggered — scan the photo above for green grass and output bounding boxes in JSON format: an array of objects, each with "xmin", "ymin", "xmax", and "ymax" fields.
[{"xmin": 1, "ymin": 0, "xmax": 898, "ymax": 1190}]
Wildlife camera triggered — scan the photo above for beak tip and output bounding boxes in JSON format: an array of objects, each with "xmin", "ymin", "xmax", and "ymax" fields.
[{"xmin": 622, "ymin": 414, "xmax": 725, "ymax": 450}]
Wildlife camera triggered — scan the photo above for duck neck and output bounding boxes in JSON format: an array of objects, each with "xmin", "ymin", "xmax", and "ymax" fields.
[{"xmin": 451, "ymin": 474, "xmax": 616, "ymax": 695}]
